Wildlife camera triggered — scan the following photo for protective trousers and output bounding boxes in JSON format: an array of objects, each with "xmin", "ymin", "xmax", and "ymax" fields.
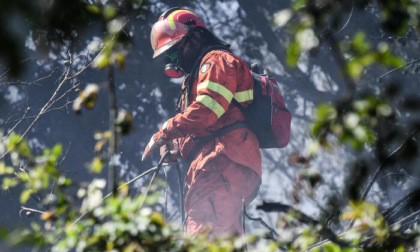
[{"xmin": 184, "ymin": 154, "xmax": 261, "ymax": 235}]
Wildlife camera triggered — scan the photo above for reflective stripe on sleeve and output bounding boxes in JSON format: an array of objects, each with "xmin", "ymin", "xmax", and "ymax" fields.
[
  {"xmin": 197, "ymin": 80, "xmax": 233, "ymax": 103},
  {"xmin": 233, "ymin": 89, "xmax": 253, "ymax": 103},
  {"xmin": 196, "ymin": 95, "xmax": 225, "ymax": 118}
]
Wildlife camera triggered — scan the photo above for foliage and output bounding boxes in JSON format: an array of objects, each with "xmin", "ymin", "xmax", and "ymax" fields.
[
  {"xmin": 274, "ymin": 0, "xmax": 407, "ymax": 144},
  {"xmin": 1, "ymin": 0, "xmax": 420, "ymax": 251},
  {"xmin": 271, "ymin": 1, "xmax": 420, "ymax": 221},
  {"xmin": 2, "ymin": 133, "xmax": 65, "ymax": 204},
  {"xmin": 1, "ymin": 133, "xmax": 246, "ymax": 251},
  {"xmin": 311, "ymin": 96, "xmax": 392, "ymax": 150},
  {"xmin": 273, "ymin": 0, "xmax": 420, "ymax": 153},
  {"xmin": 2, "ymin": 132, "xmax": 420, "ymax": 252}
]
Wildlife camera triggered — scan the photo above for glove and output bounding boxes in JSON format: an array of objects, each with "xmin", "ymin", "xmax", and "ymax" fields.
[
  {"xmin": 142, "ymin": 133, "xmax": 167, "ymax": 161},
  {"xmin": 141, "ymin": 121, "xmax": 169, "ymax": 162},
  {"xmin": 160, "ymin": 139, "xmax": 180, "ymax": 165}
]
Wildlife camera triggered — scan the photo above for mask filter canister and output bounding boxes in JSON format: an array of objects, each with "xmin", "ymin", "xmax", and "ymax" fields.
[{"xmin": 164, "ymin": 48, "xmax": 185, "ymax": 78}]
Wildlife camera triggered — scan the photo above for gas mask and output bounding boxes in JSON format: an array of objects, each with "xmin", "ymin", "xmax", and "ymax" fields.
[{"xmin": 164, "ymin": 46, "xmax": 185, "ymax": 78}]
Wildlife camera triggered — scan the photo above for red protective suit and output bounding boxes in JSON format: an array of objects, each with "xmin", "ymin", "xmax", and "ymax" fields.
[{"xmin": 158, "ymin": 49, "xmax": 262, "ymax": 235}]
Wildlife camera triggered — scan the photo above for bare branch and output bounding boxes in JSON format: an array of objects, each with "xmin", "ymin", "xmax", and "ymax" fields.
[
  {"xmin": 0, "ymin": 98, "xmax": 77, "ymax": 127},
  {"xmin": 334, "ymin": 0, "xmax": 355, "ymax": 35},
  {"xmin": 377, "ymin": 58, "xmax": 420, "ymax": 80},
  {"xmin": 0, "ymin": 67, "xmax": 60, "ymax": 87},
  {"xmin": 379, "ymin": 172, "xmax": 420, "ymax": 183},
  {"xmin": 361, "ymin": 127, "xmax": 420, "ymax": 200},
  {"xmin": 257, "ymin": 201, "xmax": 351, "ymax": 248},
  {"xmin": 0, "ymin": 46, "xmax": 104, "ymax": 161},
  {"xmin": 0, "ymin": 107, "xmax": 30, "ymax": 142},
  {"xmin": 72, "ymin": 164, "xmax": 163, "ymax": 226},
  {"xmin": 19, "ymin": 206, "xmax": 46, "ymax": 218}
]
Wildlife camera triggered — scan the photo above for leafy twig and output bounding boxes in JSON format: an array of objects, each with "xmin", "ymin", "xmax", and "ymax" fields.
[{"xmin": 72, "ymin": 152, "xmax": 170, "ymax": 226}]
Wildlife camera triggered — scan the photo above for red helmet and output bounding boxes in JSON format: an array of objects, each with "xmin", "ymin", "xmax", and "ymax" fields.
[{"xmin": 150, "ymin": 8, "xmax": 207, "ymax": 58}]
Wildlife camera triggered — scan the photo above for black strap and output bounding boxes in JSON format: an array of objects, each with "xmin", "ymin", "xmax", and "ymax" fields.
[
  {"xmin": 186, "ymin": 121, "xmax": 249, "ymax": 164},
  {"xmin": 232, "ymin": 98, "xmax": 245, "ymax": 114}
]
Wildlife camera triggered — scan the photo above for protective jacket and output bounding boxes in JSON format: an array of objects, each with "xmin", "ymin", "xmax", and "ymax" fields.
[{"xmin": 160, "ymin": 49, "xmax": 262, "ymax": 180}]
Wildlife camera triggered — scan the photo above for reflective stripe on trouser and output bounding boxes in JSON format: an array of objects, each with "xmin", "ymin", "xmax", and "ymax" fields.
[{"xmin": 184, "ymin": 154, "xmax": 261, "ymax": 235}]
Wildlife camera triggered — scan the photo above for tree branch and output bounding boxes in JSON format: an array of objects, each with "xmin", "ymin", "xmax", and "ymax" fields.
[
  {"xmin": 0, "ymin": 46, "xmax": 103, "ymax": 161},
  {"xmin": 361, "ymin": 126, "xmax": 420, "ymax": 200},
  {"xmin": 107, "ymin": 65, "xmax": 118, "ymax": 195},
  {"xmin": 256, "ymin": 201, "xmax": 351, "ymax": 248}
]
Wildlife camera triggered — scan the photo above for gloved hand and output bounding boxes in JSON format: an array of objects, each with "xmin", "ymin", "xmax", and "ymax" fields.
[
  {"xmin": 141, "ymin": 121, "xmax": 170, "ymax": 162},
  {"xmin": 160, "ymin": 139, "xmax": 180, "ymax": 165},
  {"xmin": 141, "ymin": 133, "xmax": 167, "ymax": 162}
]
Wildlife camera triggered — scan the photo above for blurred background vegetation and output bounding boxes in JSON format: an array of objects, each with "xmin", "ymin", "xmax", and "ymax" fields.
[{"xmin": 0, "ymin": 0, "xmax": 420, "ymax": 251}]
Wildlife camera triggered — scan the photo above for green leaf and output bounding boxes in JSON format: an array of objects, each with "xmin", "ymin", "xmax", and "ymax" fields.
[
  {"xmin": 20, "ymin": 189, "xmax": 32, "ymax": 204},
  {"xmin": 340, "ymin": 134, "xmax": 364, "ymax": 150},
  {"xmin": 286, "ymin": 40, "xmax": 301, "ymax": 67},
  {"xmin": 316, "ymin": 104, "xmax": 337, "ymax": 121},
  {"xmin": 2, "ymin": 177, "xmax": 18, "ymax": 190},
  {"xmin": 321, "ymin": 243, "xmax": 341, "ymax": 252},
  {"xmin": 311, "ymin": 121, "xmax": 324, "ymax": 136},
  {"xmin": 86, "ymin": 4, "xmax": 101, "ymax": 14},
  {"xmin": 58, "ymin": 176, "xmax": 72, "ymax": 186},
  {"xmin": 346, "ymin": 60, "xmax": 363, "ymax": 79},
  {"xmin": 90, "ymin": 157, "xmax": 104, "ymax": 173},
  {"xmin": 394, "ymin": 245, "xmax": 405, "ymax": 252},
  {"xmin": 0, "ymin": 162, "xmax": 14, "ymax": 175},
  {"xmin": 0, "ymin": 228, "xmax": 7, "ymax": 238},
  {"xmin": 103, "ymin": 5, "xmax": 117, "ymax": 20},
  {"xmin": 18, "ymin": 142, "xmax": 30, "ymax": 157},
  {"xmin": 353, "ymin": 125, "xmax": 374, "ymax": 143},
  {"xmin": 352, "ymin": 32, "xmax": 371, "ymax": 54},
  {"xmin": 93, "ymin": 53, "xmax": 109, "ymax": 68},
  {"xmin": 52, "ymin": 144, "xmax": 63, "ymax": 158},
  {"xmin": 114, "ymin": 52, "xmax": 126, "ymax": 70},
  {"xmin": 7, "ymin": 133, "xmax": 21, "ymax": 150},
  {"xmin": 292, "ymin": 0, "xmax": 307, "ymax": 11},
  {"xmin": 7, "ymin": 133, "xmax": 31, "ymax": 157},
  {"xmin": 381, "ymin": 55, "xmax": 405, "ymax": 68},
  {"xmin": 378, "ymin": 48, "xmax": 405, "ymax": 67},
  {"xmin": 377, "ymin": 104, "xmax": 393, "ymax": 117},
  {"xmin": 358, "ymin": 53, "xmax": 377, "ymax": 66},
  {"xmin": 48, "ymin": 144, "xmax": 63, "ymax": 165},
  {"xmin": 17, "ymin": 172, "xmax": 28, "ymax": 182}
]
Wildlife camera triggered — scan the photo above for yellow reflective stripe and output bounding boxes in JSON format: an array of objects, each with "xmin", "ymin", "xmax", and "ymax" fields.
[
  {"xmin": 168, "ymin": 10, "xmax": 196, "ymax": 30},
  {"xmin": 196, "ymin": 95, "xmax": 225, "ymax": 118},
  {"xmin": 233, "ymin": 89, "xmax": 253, "ymax": 103},
  {"xmin": 197, "ymin": 80, "xmax": 233, "ymax": 103}
]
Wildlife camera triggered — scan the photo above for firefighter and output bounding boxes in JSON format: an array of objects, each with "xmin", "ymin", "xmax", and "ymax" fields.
[{"xmin": 142, "ymin": 7, "xmax": 261, "ymax": 236}]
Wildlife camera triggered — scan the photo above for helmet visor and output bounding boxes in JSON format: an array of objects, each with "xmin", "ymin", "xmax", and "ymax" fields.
[{"xmin": 151, "ymin": 19, "xmax": 189, "ymax": 58}]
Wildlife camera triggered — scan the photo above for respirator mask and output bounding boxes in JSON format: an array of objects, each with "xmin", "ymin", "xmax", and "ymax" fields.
[{"xmin": 164, "ymin": 44, "xmax": 185, "ymax": 78}]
